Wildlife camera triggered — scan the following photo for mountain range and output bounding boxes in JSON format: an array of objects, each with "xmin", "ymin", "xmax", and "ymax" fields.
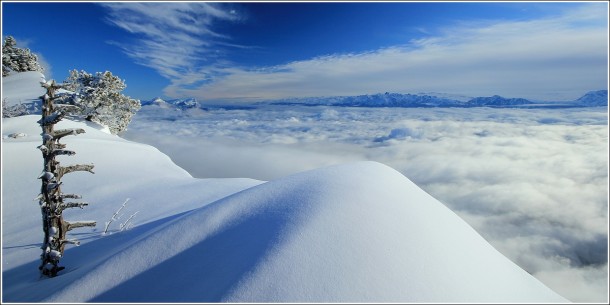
[{"xmin": 144, "ymin": 90, "xmax": 608, "ymax": 111}]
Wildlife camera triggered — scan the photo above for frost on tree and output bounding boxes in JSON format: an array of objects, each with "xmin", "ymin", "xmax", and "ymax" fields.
[
  {"xmin": 2, "ymin": 98, "xmax": 30, "ymax": 118},
  {"xmin": 2, "ymin": 35, "xmax": 44, "ymax": 77},
  {"xmin": 37, "ymin": 79, "xmax": 95, "ymax": 277},
  {"xmin": 62, "ymin": 70, "xmax": 141, "ymax": 135}
]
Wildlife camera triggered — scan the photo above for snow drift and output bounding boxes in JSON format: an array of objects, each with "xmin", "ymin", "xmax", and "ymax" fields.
[
  {"xmin": 2, "ymin": 72, "xmax": 567, "ymax": 302},
  {"xmin": 2, "ymin": 118, "xmax": 566, "ymax": 303}
]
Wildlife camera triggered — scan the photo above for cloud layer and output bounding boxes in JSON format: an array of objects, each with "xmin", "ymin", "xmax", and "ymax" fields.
[
  {"xmin": 103, "ymin": 2, "xmax": 607, "ymax": 101},
  {"xmin": 124, "ymin": 104, "xmax": 608, "ymax": 302}
]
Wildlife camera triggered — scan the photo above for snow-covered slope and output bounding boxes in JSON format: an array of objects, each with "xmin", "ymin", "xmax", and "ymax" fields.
[
  {"xmin": 2, "ymin": 115, "xmax": 567, "ymax": 302},
  {"xmin": 2, "ymin": 72, "xmax": 568, "ymax": 302},
  {"xmin": 1, "ymin": 71, "xmax": 46, "ymax": 106}
]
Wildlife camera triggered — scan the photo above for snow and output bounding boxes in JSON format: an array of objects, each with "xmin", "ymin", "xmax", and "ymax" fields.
[
  {"xmin": 2, "ymin": 71, "xmax": 46, "ymax": 106},
  {"xmin": 246, "ymin": 90, "xmax": 607, "ymax": 108},
  {"xmin": 2, "ymin": 72, "xmax": 571, "ymax": 302}
]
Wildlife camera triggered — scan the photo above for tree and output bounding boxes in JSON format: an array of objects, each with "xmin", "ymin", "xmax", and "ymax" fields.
[
  {"xmin": 2, "ymin": 98, "xmax": 30, "ymax": 118},
  {"xmin": 37, "ymin": 79, "xmax": 96, "ymax": 277},
  {"xmin": 62, "ymin": 70, "xmax": 141, "ymax": 134},
  {"xmin": 2, "ymin": 35, "xmax": 44, "ymax": 77}
]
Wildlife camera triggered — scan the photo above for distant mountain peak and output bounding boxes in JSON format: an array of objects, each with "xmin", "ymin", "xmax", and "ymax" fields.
[{"xmin": 575, "ymin": 90, "xmax": 608, "ymax": 106}]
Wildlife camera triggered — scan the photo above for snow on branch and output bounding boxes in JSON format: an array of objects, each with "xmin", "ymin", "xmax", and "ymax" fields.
[
  {"xmin": 58, "ymin": 202, "xmax": 89, "ymax": 211},
  {"xmin": 37, "ymin": 77, "xmax": 96, "ymax": 277},
  {"xmin": 53, "ymin": 103, "xmax": 81, "ymax": 114},
  {"xmin": 37, "ymin": 171, "xmax": 55, "ymax": 181},
  {"xmin": 41, "ymin": 79, "xmax": 62, "ymax": 90},
  {"xmin": 51, "ymin": 149, "xmax": 76, "ymax": 157},
  {"xmin": 103, "ymin": 198, "xmax": 129, "ymax": 235},
  {"xmin": 37, "ymin": 111, "xmax": 65, "ymax": 126},
  {"xmin": 55, "ymin": 164, "xmax": 95, "ymax": 180},
  {"xmin": 50, "ymin": 128, "xmax": 86, "ymax": 140},
  {"xmin": 103, "ymin": 198, "xmax": 139, "ymax": 234},
  {"xmin": 65, "ymin": 221, "xmax": 96, "ymax": 232},
  {"xmin": 59, "ymin": 239, "xmax": 81, "ymax": 246},
  {"xmin": 120, "ymin": 211, "xmax": 139, "ymax": 232},
  {"xmin": 60, "ymin": 194, "xmax": 82, "ymax": 200}
]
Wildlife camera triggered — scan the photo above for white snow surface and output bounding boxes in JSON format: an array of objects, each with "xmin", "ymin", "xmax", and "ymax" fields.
[
  {"xmin": 2, "ymin": 72, "xmax": 568, "ymax": 302},
  {"xmin": 2, "ymin": 71, "xmax": 46, "ymax": 106}
]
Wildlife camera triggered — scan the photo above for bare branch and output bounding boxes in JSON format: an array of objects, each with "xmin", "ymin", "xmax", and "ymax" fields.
[
  {"xmin": 65, "ymin": 221, "xmax": 96, "ymax": 231},
  {"xmin": 51, "ymin": 149, "xmax": 76, "ymax": 157},
  {"xmin": 120, "ymin": 211, "xmax": 139, "ymax": 231},
  {"xmin": 58, "ymin": 202, "xmax": 89, "ymax": 211},
  {"xmin": 104, "ymin": 198, "xmax": 130, "ymax": 234},
  {"xmin": 52, "ymin": 128, "xmax": 85, "ymax": 140},
  {"xmin": 55, "ymin": 164, "xmax": 95, "ymax": 179},
  {"xmin": 60, "ymin": 194, "xmax": 82, "ymax": 200},
  {"xmin": 37, "ymin": 111, "xmax": 65, "ymax": 126},
  {"xmin": 59, "ymin": 239, "xmax": 81, "ymax": 246}
]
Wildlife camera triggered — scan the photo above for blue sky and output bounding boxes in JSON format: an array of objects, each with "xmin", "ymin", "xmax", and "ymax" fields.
[{"xmin": 2, "ymin": 1, "xmax": 608, "ymax": 102}]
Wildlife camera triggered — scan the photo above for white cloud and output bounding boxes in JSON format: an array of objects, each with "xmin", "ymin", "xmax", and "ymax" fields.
[
  {"xmin": 102, "ymin": 2, "xmax": 607, "ymax": 101},
  {"xmin": 32, "ymin": 51, "xmax": 52, "ymax": 80},
  {"xmin": 164, "ymin": 2, "xmax": 606, "ymax": 102},
  {"xmin": 123, "ymin": 104, "xmax": 608, "ymax": 302},
  {"xmin": 100, "ymin": 2, "xmax": 240, "ymax": 81}
]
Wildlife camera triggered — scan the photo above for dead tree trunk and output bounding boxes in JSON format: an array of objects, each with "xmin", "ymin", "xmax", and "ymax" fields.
[{"xmin": 38, "ymin": 80, "xmax": 95, "ymax": 277}]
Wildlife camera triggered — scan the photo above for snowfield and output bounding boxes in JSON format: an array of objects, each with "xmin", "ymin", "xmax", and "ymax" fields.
[
  {"xmin": 1, "ymin": 72, "xmax": 572, "ymax": 302},
  {"xmin": 2, "ymin": 115, "xmax": 567, "ymax": 302}
]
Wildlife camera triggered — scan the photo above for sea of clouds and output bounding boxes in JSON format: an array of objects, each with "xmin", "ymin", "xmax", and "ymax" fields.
[{"xmin": 123, "ymin": 104, "xmax": 608, "ymax": 302}]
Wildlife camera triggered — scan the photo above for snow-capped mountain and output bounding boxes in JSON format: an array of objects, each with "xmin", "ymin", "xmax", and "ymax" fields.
[
  {"xmin": 142, "ymin": 97, "xmax": 170, "ymax": 108},
  {"xmin": 263, "ymin": 91, "xmax": 608, "ymax": 108},
  {"xmin": 141, "ymin": 97, "xmax": 204, "ymax": 110},
  {"xmin": 466, "ymin": 95, "xmax": 533, "ymax": 107},
  {"xmin": 268, "ymin": 92, "xmax": 465, "ymax": 107},
  {"xmin": 574, "ymin": 90, "xmax": 609, "ymax": 106}
]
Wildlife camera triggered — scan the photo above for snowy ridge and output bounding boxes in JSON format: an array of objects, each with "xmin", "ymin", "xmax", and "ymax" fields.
[
  {"xmin": 2, "ymin": 114, "xmax": 567, "ymax": 302},
  {"xmin": 2, "ymin": 71, "xmax": 571, "ymax": 302}
]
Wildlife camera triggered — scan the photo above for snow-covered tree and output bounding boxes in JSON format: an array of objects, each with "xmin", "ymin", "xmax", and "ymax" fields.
[
  {"xmin": 62, "ymin": 70, "xmax": 141, "ymax": 134},
  {"xmin": 2, "ymin": 98, "xmax": 30, "ymax": 118},
  {"xmin": 37, "ymin": 80, "xmax": 95, "ymax": 277},
  {"xmin": 2, "ymin": 35, "xmax": 44, "ymax": 77}
]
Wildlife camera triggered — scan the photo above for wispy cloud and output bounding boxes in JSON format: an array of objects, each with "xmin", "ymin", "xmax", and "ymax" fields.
[
  {"xmin": 100, "ymin": 2, "xmax": 240, "ymax": 82},
  {"xmin": 104, "ymin": 2, "xmax": 607, "ymax": 102},
  {"xmin": 181, "ymin": 3, "xmax": 607, "ymax": 102}
]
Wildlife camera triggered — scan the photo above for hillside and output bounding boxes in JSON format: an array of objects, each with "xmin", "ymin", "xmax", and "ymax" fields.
[{"xmin": 2, "ymin": 72, "xmax": 568, "ymax": 302}]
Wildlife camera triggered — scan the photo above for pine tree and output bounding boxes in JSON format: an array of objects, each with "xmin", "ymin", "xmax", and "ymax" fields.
[
  {"xmin": 37, "ymin": 79, "xmax": 95, "ymax": 277},
  {"xmin": 2, "ymin": 36, "xmax": 44, "ymax": 77},
  {"xmin": 62, "ymin": 70, "xmax": 141, "ymax": 134}
]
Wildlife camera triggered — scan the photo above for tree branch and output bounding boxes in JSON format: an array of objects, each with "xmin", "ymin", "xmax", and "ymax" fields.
[
  {"xmin": 37, "ymin": 111, "xmax": 65, "ymax": 126},
  {"xmin": 51, "ymin": 149, "xmax": 75, "ymax": 157},
  {"xmin": 65, "ymin": 221, "xmax": 96, "ymax": 232},
  {"xmin": 58, "ymin": 202, "xmax": 89, "ymax": 211},
  {"xmin": 52, "ymin": 128, "xmax": 85, "ymax": 140},
  {"xmin": 55, "ymin": 164, "xmax": 94, "ymax": 180}
]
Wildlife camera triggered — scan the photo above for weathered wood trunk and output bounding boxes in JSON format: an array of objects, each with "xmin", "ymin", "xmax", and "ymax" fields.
[{"xmin": 38, "ymin": 80, "xmax": 95, "ymax": 277}]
